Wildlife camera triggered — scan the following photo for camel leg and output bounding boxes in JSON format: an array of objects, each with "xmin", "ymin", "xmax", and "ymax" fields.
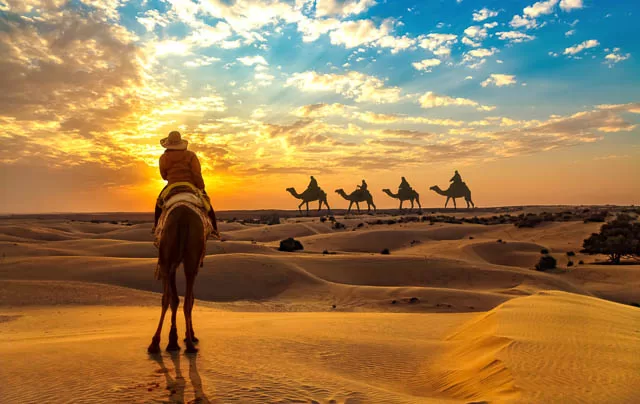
[
  {"xmin": 166, "ymin": 270, "xmax": 181, "ymax": 352},
  {"xmin": 444, "ymin": 197, "xmax": 449, "ymax": 208},
  {"xmin": 399, "ymin": 200, "xmax": 403, "ymax": 210},
  {"xmin": 305, "ymin": 202, "xmax": 310, "ymax": 216},
  {"xmin": 148, "ymin": 275, "xmax": 171, "ymax": 353},
  {"xmin": 183, "ymin": 294, "xmax": 198, "ymax": 343},
  {"xmin": 356, "ymin": 202, "xmax": 361, "ymax": 213},
  {"xmin": 453, "ymin": 198, "xmax": 457, "ymax": 210},
  {"xmin": 347, "ymin": 201, "xmax": 352, "ymax": 214},
  {"xmin": 416, "ymin": 197, "xmax": 421, "ymax": 210},
  {"xmin": 184, "ymin": 271, "xmax": 198, "ymax": 354},
  {"xmin": 298, "ymin": 201, "xmax": 304, "ymax": 215}
]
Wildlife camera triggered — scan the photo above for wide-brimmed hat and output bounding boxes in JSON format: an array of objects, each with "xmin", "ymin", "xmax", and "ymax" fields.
[{"xmin": 160, "ymin": 131, "xmax": 188, "ymax": 150}]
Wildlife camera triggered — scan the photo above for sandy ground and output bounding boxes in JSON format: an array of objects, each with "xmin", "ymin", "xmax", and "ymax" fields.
[{"xmin": 1, "ymin": 209, "xmax": 639, "ymax": 403}]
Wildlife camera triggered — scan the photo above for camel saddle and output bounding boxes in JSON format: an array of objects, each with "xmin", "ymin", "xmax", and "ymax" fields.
[{"xmin": 158, "ymin": 182, "xmax": 211, "ymax": 212}]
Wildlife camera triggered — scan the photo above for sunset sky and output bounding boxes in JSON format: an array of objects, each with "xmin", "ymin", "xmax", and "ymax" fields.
[{"xmin": 0, "ymin": 0, "xmax": 638, "ymax": 213}]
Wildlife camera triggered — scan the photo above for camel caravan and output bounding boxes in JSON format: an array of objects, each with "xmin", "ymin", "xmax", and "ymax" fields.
[
  {"xmin": 286, "ymin": 172, "xmax": 475, "ymax": 215},
  {"xmin": 148, "ymin": 131, "xmax": 475, "ymax": 353}
]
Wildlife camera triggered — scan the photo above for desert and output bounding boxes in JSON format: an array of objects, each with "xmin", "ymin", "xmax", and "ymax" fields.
[{"xmin": 1, "ymin": 207, "xmax": 639, "ymax": 403}]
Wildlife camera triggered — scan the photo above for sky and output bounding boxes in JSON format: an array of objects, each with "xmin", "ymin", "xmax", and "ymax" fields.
[{"xmin": 0, "ymin": 0, "xmax": 638, "ymax": 213}]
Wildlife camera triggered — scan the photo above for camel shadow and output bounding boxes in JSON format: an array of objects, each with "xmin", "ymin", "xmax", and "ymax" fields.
[{"xmin": 150, "ymin": 353, "xmax": 211, "ymax": 403}]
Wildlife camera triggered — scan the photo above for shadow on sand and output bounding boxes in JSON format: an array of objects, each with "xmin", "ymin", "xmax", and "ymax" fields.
[{"xmin": 150, "ymin": 353, "xmax": 212, "ymax": 403}]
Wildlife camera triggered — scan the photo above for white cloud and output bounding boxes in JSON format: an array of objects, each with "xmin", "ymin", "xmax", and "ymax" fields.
[
  {"xmin": 286, "ymin": 70, "xmax": 402, "ymax": 103},
  {"xmin": 184, "ymin": 55, "xmax": 220, "ymax": 67},
  {"xmin": 315, "ymin": 0, "xmax": 377, "ymax": 17},
  {"xmin": 464, "ymin": 76, "xmax": 473, "ymax": 80},
  {"xmin": 563, "ymin": 39, "xmax": 599, "ymax": 55},
  {"xmin": 473, "ymin": 8, "xmax": 499, "ymax": 22},
  {"xmin": 559, "ymin": 0, "xmax": 583, "ymax": 12},
  {"xmin": 464, "ymin": 25, "xmax": 488, "ymax": 39},
  {"xmin": 418, "ymin": 91, "xmax": 494, "ymax": 111},
  {"xmin": 524, "ymin": 0, "xmax": 558, "ymax": 18},
  {"xmin": 462, "ymin": 37, "xmax": 481, "ymax": 47},
  {"xmin": 329, "ymin": 19, "xmax": 391, "ymax": 48},
  {"xmin": 417, "ymin": 33, "xmax": 458, "ymax": 57},
  {"xmin": 510, "ymin": 15, "xmax": 538, "ymax": 30},
  {"xmin": 605, "ymin": 50, "xmax": 630, "ymax": 66},
  {"xmin": 484, "ymin": 22, "xmax": 498, "ymax": 29},
  {"xmin": 496, "ymin": 31, "xmax": 536, "ymax": 43},
  {"xmin": 412, "ymin": 58, "xmax": 442, "ymax": 72},
  {"xmin": 237, "ymin": 55, "xmax": 269, "ymax": 66},
  {"xmin": 565, "ymin": 29, "xmax": 575, "ymax": 37},
  {"xmin": 481, "ymin": 74, "xmax": 517, "ymax": 87}
]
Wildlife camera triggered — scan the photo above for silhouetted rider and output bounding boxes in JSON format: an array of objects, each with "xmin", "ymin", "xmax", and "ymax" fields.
[
  {"xmin": 399, "ymin": 176, "xmax": 411, "ymax": 193},
  {"xmin": 357, "ymin": 179, "xmax": 368, "ymax": 191},
  {"xmin": 450, "ymin": 170, "xmax": 462, "ymax": 184},
  {"xmin": 307, "ymin": 175, "xmax": 319, "ymax": 192}
]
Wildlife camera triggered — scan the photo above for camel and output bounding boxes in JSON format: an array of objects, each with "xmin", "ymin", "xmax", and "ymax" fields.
[
  {"xmin": 335, "ymin": 188, "xmax": 376, "ymax": 214},
  {"xmin": 286, "ymin": 187, "xmax": 331, "ymax": 215},
  {"xmin": 148, "ymin": 205, "xmax": 204, "ymax": 354},
  {"xmin": 382, "ymin": 188, "xmax": 422, "ymax": 210},
  {"xmin": 430, "ymin": 183, "xmax": 475, "ymax": 209}
]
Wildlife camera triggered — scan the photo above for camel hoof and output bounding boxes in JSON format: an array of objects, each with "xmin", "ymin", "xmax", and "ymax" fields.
[
  {"xmin": 185, "ymin": 346, "xmax": 199, "ymax": 354},
  {"xmin": 166, "ymin": 343, "xmax": 181, "ymax": 352},
  {"xmin": 148, "ymin": 344, "xmax": 161, "ymax": 354},
  {"xmin": 184, "ymin": 336, "xmax": 199, "ymax": 343}
]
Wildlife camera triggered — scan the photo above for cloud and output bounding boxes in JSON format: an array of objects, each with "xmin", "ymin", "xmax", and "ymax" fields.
[
  {"xmin": 563, "ymin": 39, "xmax": 599, "ymax": 55},
  {"xmin": 418, "ymin": 91, "xmax": 495, "ymax": 111},
  {"xmin": 292, "ymin": 103, "xmax": 354, "ymax": 118},
  {"xmin": 462, "ymin": 47, "xmax": 498, "ymax": 68},
  {"xmin": 417, "ymin": 33, "xmax": 458, "ymax": 57},
  {"xmin": 464, "ymin": 25, "xmax": 488, "ymax": 39},
  {"xmin": 329, "ymin": 18, "xmax": 390, "ymax": 48},
  {"xmin": 184, "ymin": 55, "xmax": 220, "ymax": 67},
  {"xmin": 473, "ymin": 8, "xmax": 499, "ymax": 22},
  {"xmin": 559, "ymin": 0, "xmax": 583, "ymax": 12},
  {"xmin": 412, "ymin": 58, "xmax": 442, "ymax": 72},
  {"xmin": 509, "ymin": 15, "xmax": 538, "ymax": 29},
  {"xmin": 604, "ymin": 49, "xmax": 630, "ymax": 66},
  {"xmin": 524, "ymin": 0, "xmax": 558, "ymax": 18},
  {"xmin": 315, "ymin": 0, "xmax": 377, "ymax": 17},
  {"xmin": 237, "ymin": 55, "xmax": 269, "ymax": 66},
  {"xmin": 481, "ymin": 74, "xmax": 517, "ymax": 87},
  {"xmin": 496, "ymin": 31, "xmax": 536, "ymax": 43},
  {"xmin": 286, "ymin": 70, "xmax": 402, "ymax": 103}
]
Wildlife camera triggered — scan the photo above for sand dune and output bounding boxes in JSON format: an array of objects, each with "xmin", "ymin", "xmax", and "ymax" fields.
[{"xmin": 1, "ymin": 211, "xmax": 638, "ymax": 402}]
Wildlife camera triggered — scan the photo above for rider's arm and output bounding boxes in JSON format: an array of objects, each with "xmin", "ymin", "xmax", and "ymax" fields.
[
  {"xmin": 159, "ymin": 155, "xmax": 168, "ymax": 180},
  {"xmin": 190, "ymin": 153, "xmax": 206, "ymax": 190}
]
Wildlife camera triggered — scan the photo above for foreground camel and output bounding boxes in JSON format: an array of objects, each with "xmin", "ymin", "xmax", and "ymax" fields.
[
  {"xmin": 335, "ymin": 188, "xmax": 376, "ymax": 214},
  {"xmin": 148, "ymin": 205, "xmax": 204, "ymax": 354},
  {"xmin": 382, "ymin": 188, "xmax": 421, "ymax": 210},
  {"xmin": 286, "ymin": 187, "xmax": 331, "ymax": 215},
  {"xmin": 430, "ymin": 183, "xmax": 475, "ymax": 209}
]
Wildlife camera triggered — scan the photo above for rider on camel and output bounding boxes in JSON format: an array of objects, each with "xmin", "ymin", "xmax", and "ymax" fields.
[
  {"xmin": 399, "ymin": 176, "xmax": 412, "ymax": 193},
  {"xmin": 357, "ymin": 179, "xmax": 368, "ymax": 191},
  {"xmin": 450, "ymin": 170, "xmax": 462, "ymax": 185},
  {"xmin": 154, "ymin": 131, "xmax": 217, "ymax": 235},
  {"xmin": 307, "ymin": 176, "xmax": 319, "ymax": 193}
]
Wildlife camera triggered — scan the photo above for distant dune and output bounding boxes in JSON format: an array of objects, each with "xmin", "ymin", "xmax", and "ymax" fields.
[{"xmin": 0, "ymin": 207, "xmax": 638, "ymax": 402}]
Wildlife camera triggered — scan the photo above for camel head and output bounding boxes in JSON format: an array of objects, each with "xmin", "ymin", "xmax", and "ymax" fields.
[
  {"xmin": 429, "ymin": 186, "xmax": 442, "ymax": 192},
  {"xmin": 335, "ymin": 188, "xmax": 344, "ymax": 194},
  {"xmin": 382, "ymin": 188, "xmax": 391, "ymax": 193}
]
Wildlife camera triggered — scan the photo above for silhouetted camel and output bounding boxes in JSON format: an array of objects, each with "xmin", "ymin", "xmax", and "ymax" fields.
[
  {"xmin": 286, "ymin": 187, "xmax": 331, "ymax": 215},
  {"xmin": 335, "ymin": 188, "xmax": 376, "ymax": 214},
  {"xmin": 148, "ymin": 205, "xmax": 203, "ymax": 354},
  {"xmin": 382, "ymin": 188, "xmax": 421, "ymax": 210},
  {"xmin": 430, "ymin": 183, "xmax": 475, "ymax": 209}
]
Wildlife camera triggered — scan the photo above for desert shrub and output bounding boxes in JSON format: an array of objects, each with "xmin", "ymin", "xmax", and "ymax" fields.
[
  {"xmin": 515, "ymin": 214, "xmax": 543, "ymax": 228},
  {"xmin": 357, "ymin": 223, "xmax": 364, "ymax": 228},
  {"xmin": 567, "ymin": 251, "xmax": 576, "ymax": 257},
  {"xmin": 328, "ymin": 216, "xmax": 336, "ymax": 222},
  {"xmin": 535, "ymin": 255, "xmax": 557, "ymax": 271},
  {"xmin": 278, "ymin": 238, "xmax": 303, "ymax": 252},
  {"xmin": 497, "ymin": 239, "xmax": 503, "ymax": 243},
  {"xmin": 381, "ymin": 248, "xmax": 390, "ymax": 255},
  {"xmin": 260, "ymin": 213, "xmax": 280, "ymax": 225},
  {"xmin": 581, "ymin": 214, "xmax": 640, "ymax": 264},
  {"xmin": 333, "ymin": 221, "xmax": 345, "ymax": 230},
  {"xmin": 584, "ymin": 211, "xmax": 608, "ymax": 223},
  {"xmin": 567, "ymin": 260, "xmax": 574, "ymax": 267},
  {"xmin": 578, "ymin": 260, "xmax": 584, "ymax": 265},
  {"xmin": 320, "ymin": 216, "xmax": 327, "ymax": 223},
  {"xmin": 631, "ymin": 302, "xmax": 640, "ymax": 308},
  {"xmin": 541, "ymin": 248, "xmax": 550, "ymax": 255},
  {"xmin": 409, "ymin": 297, "xmax": 420, "ymax": 304}
]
